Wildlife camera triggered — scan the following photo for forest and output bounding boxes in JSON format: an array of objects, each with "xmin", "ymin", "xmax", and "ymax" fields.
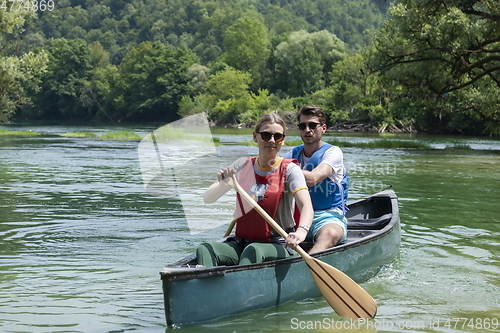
[{"xmin": 1, "ymin": 0, "xmax": 499, "ymax": 136}]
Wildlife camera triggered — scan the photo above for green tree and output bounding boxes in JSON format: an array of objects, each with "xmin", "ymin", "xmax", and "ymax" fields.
[
  {"xmin": 114, "ymin": 41, "xmax": 198, "ymax": 122},
  {"xmin": 0, "ymin": 51, "xmax": 48, "ymax": 123},
  {"xmin": 372, "ymin": 0, "xmax": 500, "ymax": 135},
  {"xmin": 23, "ymin": 38, "xmax": 93, "ymax": 120},
  {"xmin": 180, "ymin": 67, "xmax": 273, "ymax": 124},
  {"xmin": 186, "ymin": 63, "xmax": 210, "ymax": 94},
  {"xmin": 272, "ymin": 30, "xmax": 346, "ymax": 97},
  {"xmin": 221, "ymin": 13, "xmax": 270, "ymax": 88},
  {"xmin": 0, "ymin": 10, "xmax": 48, "ymax": 123},
  {"xmin": 79, "ymin": 42, "xmax": 116, "ymax": 121},
  {"xmin": 329, "ymin": 52, "xmax": 395, "ymax": 129},
  {"xmin": 193, "ymin": 6, "xmax": 243, "ymax": 63},
  {"xmin": 204, "ymin": 67, "xmax": 252, "ymax": 123}
]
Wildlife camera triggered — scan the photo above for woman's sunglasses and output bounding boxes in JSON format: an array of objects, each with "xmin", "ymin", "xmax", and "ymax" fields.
[
  {"xmin": 297, "ymin": 122, "xmax": 323, "ymax": 130},
  {"xmin": 258, "ymin": 131, "xmax": 285, "ymax": 142}
]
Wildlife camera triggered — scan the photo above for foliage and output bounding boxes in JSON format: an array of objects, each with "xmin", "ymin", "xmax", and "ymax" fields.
[
  {"xmin": 28, "ymin": 0, "xmax": 389, "ymax": 63},
  {"xmin": 202, "ymin": 67, "xmax": 254, "ymax": 123},
  {"xmin": 221, "ymin": 13, "xmax": 270, "ymax": 88},
  {"xmin": 371, "ymin": 0, "xmax": 500, "ymax": 135},
  {"xmin": 0, "ymin": 129, "xmax": 40, "ymax": 136},
  {"xmin": 0, "ymin": 11, "xmax": 48, "ymax": 123},
  {"xmin": 99, "ymin": 130, "xmax": 141, "ymax": 140},
  {"xmin": 186, "ymin": 63, "xmax": 210, "ymax": 94},
  {"xmin": 60, "ymin": 132, "xmax": 98, "ymax": 138},
  {"xmin": 21, "ymin": 38, "xmax": 93, "ymax": 120},
  {"xmin": 180, "ymin": 67, "xmax": 279, "ymax": 125},
  {"xmin": 0, "ymin": 51, "xmax": 49, "ymax": 123},
  {"xmin": 4, "ymin": 0, "xmax": 392, "ymax": 125},
  {"xmin": 111, "ymin": 42, "xmax": 198, "ymax": 122},
  {"xmin": 2, "ymin": 0, "xmax": 498, "ymax": 136},
  {"xmin": 272, "ymin": 30, "xmax": 346, "ymax": 97}
]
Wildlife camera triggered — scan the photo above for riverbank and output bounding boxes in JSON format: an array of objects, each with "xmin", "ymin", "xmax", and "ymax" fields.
[{"xmin": 229, "ymin": 111, "xmax": 418, "ymax": 134}]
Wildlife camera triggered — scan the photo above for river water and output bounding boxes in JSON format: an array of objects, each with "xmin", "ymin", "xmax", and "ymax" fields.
[{"xmin": 0, "ymin": 123, "xmax": 499, "ymax": 333}]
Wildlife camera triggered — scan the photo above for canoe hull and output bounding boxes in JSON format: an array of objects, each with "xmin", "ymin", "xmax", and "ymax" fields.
[{"xmin": 161, "ymin": 190, "xmax": 400, "ymax": 326}]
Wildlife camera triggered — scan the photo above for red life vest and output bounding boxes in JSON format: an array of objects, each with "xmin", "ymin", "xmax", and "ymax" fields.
[{"xmin": 234, "ymin": 157, "xmax": 293, "ymax": 242}]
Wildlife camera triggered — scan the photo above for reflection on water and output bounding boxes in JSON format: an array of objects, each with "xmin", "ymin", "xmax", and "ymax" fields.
[{"xmin": 0, "ymin": 125, "xmax": 499, "ymax": 332}]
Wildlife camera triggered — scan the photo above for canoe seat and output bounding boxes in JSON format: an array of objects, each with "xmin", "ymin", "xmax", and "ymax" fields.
[{"xmin": 347, "ymin": 213, "xmax": 392, "ymax": 230}]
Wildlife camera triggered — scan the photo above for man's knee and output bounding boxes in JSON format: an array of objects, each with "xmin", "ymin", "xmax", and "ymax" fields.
[{"xmin": 317, "ymin": 224, "xmax": 343, "ymax": 245}]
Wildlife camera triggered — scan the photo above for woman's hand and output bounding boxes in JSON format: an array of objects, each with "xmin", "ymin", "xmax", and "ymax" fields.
[{"xmin": 217, "ymin": 167, "xmax": 237, "ymax": 185}]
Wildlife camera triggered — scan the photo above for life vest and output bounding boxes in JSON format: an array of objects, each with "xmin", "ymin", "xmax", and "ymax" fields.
[
  {"xmin": 290, "ymin": 143, "xmax": 348, "ymax": 211},
  {"xmin": 234, "ymin": 157, "xmax": 293, "ymax": 242}
]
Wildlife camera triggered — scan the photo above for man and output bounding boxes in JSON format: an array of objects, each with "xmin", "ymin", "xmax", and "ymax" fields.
[{"xmin": 285, "ymin": 105, "xmax": 349, "ymax": 253}]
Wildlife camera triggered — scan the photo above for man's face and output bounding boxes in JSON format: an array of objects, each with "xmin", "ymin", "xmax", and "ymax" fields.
[{"xmin": 298, "ymin": 115, "xmax": 327, "ymax": 144}]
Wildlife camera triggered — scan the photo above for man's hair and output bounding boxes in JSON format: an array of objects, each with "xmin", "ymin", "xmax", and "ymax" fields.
[
  {"xmin": 296, "ymin": 105, "xmax": 327, "ymax": 124},
  {"xmin": 255, "ymin": 113, "xmax": 287, "ymax": 133}
]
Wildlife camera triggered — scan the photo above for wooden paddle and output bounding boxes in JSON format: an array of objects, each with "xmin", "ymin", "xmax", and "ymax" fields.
[
  {"xmin": 229, "ymin": 174, "xmax": 377, "ymax": 319},
  {"xmin": 223, "ymin": 219, "xmax": 236, "ymax": 237}
]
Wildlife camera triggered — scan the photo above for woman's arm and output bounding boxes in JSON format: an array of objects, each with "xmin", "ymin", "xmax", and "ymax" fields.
[{"xmin": 203, "ymin": 167, "xmax": 236, "ymax": 203}]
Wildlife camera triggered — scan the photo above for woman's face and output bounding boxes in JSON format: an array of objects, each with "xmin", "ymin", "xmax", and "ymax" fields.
[{"xmin": 253, "ymin": 122, "xmax": 285, "ymax": 159}]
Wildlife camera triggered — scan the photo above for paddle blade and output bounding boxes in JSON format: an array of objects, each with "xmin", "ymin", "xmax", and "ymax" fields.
[{"xmin": 304, "ymin": 256, "xmax": 377, "ymax": 319}]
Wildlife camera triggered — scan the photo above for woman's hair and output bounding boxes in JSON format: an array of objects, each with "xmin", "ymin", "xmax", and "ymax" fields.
[
  {"xmin": 254, "ymin": 113, "xmax": 287, "ymax": 133},
  {"xmin": 296, "ymin": 105, "xmax": 327, "ymax": 124}
]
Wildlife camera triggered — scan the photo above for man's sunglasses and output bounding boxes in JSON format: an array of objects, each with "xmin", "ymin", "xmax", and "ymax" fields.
[
  {"xmin": 258, "ymin": 131, "xmax": 285, "ymax": 142},
  {"xmin": 297, "ymin": 122, "xmax": 323, "ymax": 130}
]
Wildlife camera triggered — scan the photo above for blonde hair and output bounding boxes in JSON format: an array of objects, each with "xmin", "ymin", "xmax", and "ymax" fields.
[{"xmin": 254, "ymin": 113, "xmax": 287, "ymax": 133}]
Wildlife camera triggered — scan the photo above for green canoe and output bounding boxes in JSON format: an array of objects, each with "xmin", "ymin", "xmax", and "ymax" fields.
[{"xmin": 160, "ymin": 189, "xmax": 401, "ymax": 327}]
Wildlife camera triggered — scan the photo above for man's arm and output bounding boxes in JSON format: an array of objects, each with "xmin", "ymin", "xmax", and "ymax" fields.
[{"xmin": 302, "ymin": 163, "xmax": 333, "ymax": 187}]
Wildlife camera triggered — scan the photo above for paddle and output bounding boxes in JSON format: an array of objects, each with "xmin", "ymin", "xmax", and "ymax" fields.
[
  {"xmin": 223, "ymin": 219, "xmax": 236, "ymax": 237},
  {"xmin": 229, "ymin": 174, "xmax": 377, "ymax": 319}
]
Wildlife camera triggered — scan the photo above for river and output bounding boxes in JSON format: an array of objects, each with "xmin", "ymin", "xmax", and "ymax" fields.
[{"xmin": 0, "ymin": 122, "xmax": 499, "ymax": 333}]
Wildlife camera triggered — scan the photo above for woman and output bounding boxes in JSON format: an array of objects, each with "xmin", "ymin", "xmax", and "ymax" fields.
[{"xmin": 196, "ymin": 113, "xmax": 314, "ymax": 267}]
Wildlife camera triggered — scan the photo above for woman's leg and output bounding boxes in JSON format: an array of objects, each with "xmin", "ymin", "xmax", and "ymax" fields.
[
  {"xmin": 196, "ymin": 241, "xmax": 243, "ymax": 267},
  {"xmin": 239, "ymin": 243, "xmax": 296, "ymax": 265}
]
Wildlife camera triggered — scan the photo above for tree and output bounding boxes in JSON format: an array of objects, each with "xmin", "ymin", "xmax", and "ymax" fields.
[
  {"xmin": 204, "ymin": 67, "xmax": 252, "ymax": 123},
  {"xmin": 193, "ymin": 6, "xmax": 243, "ymax": 63},
  {"xmin": 0, "ymin": 51, "xmax": 48, "ymax": 123},
  {"xmin": 221, "ymin": 13, "xmax": 270, "ymax": 88},
  {"xmin": 0, "ymin": 11, "xmax": 48, "ymax": 123},
  {"xmin": 372, "ymin": 0, "xmax": 500, "ymax": 135},
  {"xmin": 179, "ymin": 67, "xmax": 272, "ymax": 124},
  {"xmin": 186, "ymin": 63, "xmax": 210, "ymax": 94},
  {"xmin": 272, "ymin": 30, "xmax": 346, "ymax": 97},
  {"xmin": 114, "ymin": 42, "xmax": 198, "ymax": 122},
  {"xmin": 23, "ymin": 38, "xmax": 93, "ymax": 120},
  {"xmin": 79, "ymin": 42, "xmax": 116, "ymax": 121}
]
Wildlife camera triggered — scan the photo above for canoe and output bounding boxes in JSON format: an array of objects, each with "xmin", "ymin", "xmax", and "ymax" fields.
[{"xmin": 160, "ymin": 189, "xmax": 400, "ymax": 327}]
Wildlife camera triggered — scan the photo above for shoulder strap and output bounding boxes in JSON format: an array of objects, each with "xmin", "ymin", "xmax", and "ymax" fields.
[{"xmin": 290, "ymin": 145, "xmax": 304, "ymax": 162}]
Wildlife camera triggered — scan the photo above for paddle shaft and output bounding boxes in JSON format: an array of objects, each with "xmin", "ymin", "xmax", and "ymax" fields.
[
  {"xmin": 224, "ymin": 219, "xmax": 237, "ymax": 237},
  {"xmin": 230, "ymin": 175, "xmax": 308, "ymax": 258}
]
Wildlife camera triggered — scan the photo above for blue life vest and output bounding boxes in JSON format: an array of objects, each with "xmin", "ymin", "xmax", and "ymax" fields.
[{"xmin": 291, "ymin": 143, "xmax": 348, "ymax": 211}]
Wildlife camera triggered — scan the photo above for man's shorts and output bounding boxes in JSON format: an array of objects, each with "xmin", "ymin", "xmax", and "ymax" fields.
[{"xmin": 305, "ymin": 208, "xmax": 347, "ymax": 243}]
